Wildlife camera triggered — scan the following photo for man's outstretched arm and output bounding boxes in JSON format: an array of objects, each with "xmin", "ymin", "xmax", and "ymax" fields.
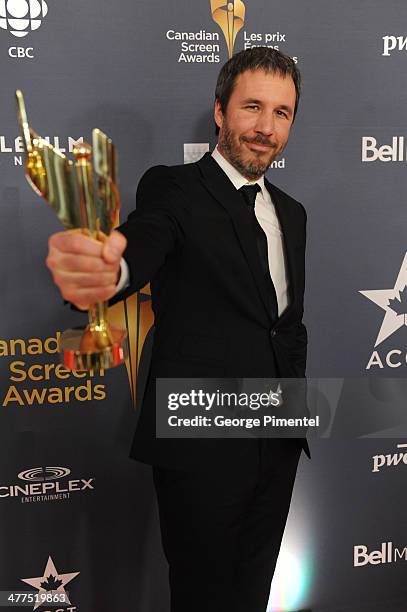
[{"xmin": 46, "ymin": 166, "xmax": 186, "ymax": 309}]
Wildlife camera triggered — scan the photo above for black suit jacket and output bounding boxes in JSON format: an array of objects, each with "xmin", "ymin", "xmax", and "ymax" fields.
[{"xmin": 116, "ymin": 152, "xmax": 309, "ymax": 471}]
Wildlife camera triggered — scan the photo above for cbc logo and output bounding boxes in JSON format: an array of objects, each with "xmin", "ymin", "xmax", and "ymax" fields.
[{"xmin": 0, "ymin": 0, "xmax": 48, "ymax": 38}]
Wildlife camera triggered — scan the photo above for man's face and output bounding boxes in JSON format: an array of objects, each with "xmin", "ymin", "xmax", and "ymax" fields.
[{"xmin": 214, "ymin": 69, "xmax": 296, "ymax": 180}]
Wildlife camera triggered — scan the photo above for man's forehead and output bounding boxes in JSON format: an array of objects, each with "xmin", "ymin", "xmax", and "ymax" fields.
[
  {"xmin": 230, "ymin": 69, "xmax": 296, "ymax": 104},
  {"xmin": 234, "ymin": 68, "xmax": 295, "ymax": 89}
]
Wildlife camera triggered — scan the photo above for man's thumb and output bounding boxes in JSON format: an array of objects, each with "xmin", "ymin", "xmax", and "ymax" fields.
[{"xmin": 102, "ymin": 231, "xmax": 127, "ymax": 264}]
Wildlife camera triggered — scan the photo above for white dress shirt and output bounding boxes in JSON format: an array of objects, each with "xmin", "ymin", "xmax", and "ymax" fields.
[
  {"xmin": 116, "ymin": 147, "xmax": 289, "ymax": 316},
  {"xmin": 211, "ymin": 146, "xmax": 289, "ymax": 316}
]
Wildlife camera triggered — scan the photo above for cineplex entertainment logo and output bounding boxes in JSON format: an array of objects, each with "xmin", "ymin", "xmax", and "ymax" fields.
[
  {"xmin": 360, "ymin": 253, "xmax": 407, "ymax": 370},
  {"xmin": 0, "ymin": 466, "xmax": 95, "ymax": 504},
  {"xmin": 354, "ymin": 542, "xmax": 407, "ymax": 567},
  {"xmin": 21, "ymin": 555, "xmax": 79, "ymax": 611},
  {"xmin": 165, "ymin": 1, "xmax": 295, "ymax": 64}
]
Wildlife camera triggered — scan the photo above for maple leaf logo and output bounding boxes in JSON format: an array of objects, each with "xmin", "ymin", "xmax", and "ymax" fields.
[
  {"xmin": 388, "ymin": 285, "xmax": 407, "ymax": 315},
  {"xmin": 40, "ymin": 574, "xmax": 63, "ymax": 591}
]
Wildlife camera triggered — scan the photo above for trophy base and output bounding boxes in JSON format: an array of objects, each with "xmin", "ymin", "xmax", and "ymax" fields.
[{"xmin": 60, "ymin": 327, "xmax": 128, "ymax": 370}]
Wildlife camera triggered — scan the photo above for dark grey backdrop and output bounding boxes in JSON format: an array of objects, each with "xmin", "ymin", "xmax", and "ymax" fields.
[{"xmin": 1, "ymin": 1, "xmax": 407, "ymax": 610}]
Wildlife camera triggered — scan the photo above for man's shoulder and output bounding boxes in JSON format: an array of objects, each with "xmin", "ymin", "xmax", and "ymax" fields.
[
  {"xmin": 266, "ymin": 179, "xmax": 307, "ymax": 220},
  {"xmin": 135, "ymin": 162, "xmax": 201, "ymax": 213},
  {"xmin": 139, "ymin": 160, "xmax": 200, "ymax": 188}
]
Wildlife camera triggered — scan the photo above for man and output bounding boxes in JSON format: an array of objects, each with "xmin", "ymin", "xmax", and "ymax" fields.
[{"xmin": 47, "ymin": 48, "xmax": 308, "ymax": 612}]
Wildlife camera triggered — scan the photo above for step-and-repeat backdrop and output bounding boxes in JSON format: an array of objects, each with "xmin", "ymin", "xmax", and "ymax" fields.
[{"xmin": 1, "ymin": 1, "xmax": 407, "ymax": 611}]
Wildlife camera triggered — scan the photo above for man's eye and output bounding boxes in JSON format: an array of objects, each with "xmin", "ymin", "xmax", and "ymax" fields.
[
  {"xmin": 277, "ymin": 110, "xmax": 288, "ymax": 118},
  {"xmin": 246, "ymin": 105, "xmax": 260, "ymax": 110}
]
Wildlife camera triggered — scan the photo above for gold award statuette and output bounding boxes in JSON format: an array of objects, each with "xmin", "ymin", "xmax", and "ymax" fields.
[
  {"xmin": 15, "ymin": 90, "xmax": 128, "ymax": 371},
  {"xmin": 210, "ymin": 0, "xmax": 245, "ymax": 58}
]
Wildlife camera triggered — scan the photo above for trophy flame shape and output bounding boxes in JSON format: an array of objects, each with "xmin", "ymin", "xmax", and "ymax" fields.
[
  {"xmin": 15, "ymin": 90, "xmax": 127, "ymax": 371},
  {"xmin": 210, "ymin": 0, "xmax": 245, "ymax": 58}
]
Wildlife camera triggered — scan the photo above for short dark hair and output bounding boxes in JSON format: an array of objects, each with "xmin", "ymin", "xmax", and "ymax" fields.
[{"xmin": 214, "ymin": 47, "xmax": 301, "ymax": 132}]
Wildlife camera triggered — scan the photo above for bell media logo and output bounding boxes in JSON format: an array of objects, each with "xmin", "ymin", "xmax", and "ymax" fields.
[
  {"xmin": 360, "ymin": 253, "xmax": 407, "ymax": 370},
  {"xmin": 354, "ymin": 542, "xmax": 407, "ymax": 567},
  {"xmin": 0, "ymin": 0, "xmax": 48, "ymax": 37}
]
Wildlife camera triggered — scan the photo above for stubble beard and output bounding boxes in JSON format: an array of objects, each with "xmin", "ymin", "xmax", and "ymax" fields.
[{"xmin": 218, "ymin": 123, "xmax": 279, "ymax": 181}]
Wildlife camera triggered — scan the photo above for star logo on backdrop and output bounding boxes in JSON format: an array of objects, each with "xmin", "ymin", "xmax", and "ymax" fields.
[
  {"xmin": 360, "ymin": 253, "xmax": 407, "ymax": 347},
  {"xmin": 21, "ymin": 556, "xmax": 79, "ymax": 610}
]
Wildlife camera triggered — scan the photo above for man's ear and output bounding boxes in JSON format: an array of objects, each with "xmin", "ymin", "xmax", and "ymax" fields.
[{"xmin": 214, "ymin": 99, "xmax": 224, "ymax": 131}]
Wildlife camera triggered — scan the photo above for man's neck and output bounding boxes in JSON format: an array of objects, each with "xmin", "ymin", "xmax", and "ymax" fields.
[{"xmin": 211, "ymin": 146, "xmax": 266, "ymax": 195}]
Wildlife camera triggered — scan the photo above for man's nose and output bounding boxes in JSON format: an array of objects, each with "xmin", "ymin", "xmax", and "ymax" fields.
[{"xmin": 254, "ymin": 110, "xmax": 275, "ymax": 136}]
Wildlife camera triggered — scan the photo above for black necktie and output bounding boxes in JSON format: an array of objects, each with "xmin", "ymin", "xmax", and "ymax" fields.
[{"xmin": 239, "ymin": 184, "xmax": 278, "ymax": 321}]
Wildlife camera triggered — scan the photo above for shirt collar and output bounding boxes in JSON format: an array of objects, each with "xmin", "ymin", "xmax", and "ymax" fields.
[{"xmin": 211, "ymin": 145, "xmax": 266, "ymax": 198}]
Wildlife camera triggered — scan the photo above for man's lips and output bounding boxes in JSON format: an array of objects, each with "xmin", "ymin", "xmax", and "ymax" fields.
[{"xmin": 242, "ymin": 139, "xmax": 276, "ymax": 153}]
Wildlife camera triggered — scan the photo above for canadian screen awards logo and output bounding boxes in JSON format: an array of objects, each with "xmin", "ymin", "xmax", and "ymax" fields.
[
  {"xmin": 211, "ymin": 0, "xmax": 245, "ymax": 58},
  {"xmin": 165, "ymin": 1, "xmax": 295, "ymax": 65},
  {"xmin": 360, "ymin": 253, "xmax": 407, "ymax": 370}
]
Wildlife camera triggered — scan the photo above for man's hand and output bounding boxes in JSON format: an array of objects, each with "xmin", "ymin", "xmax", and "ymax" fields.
[{"xmin": 46, "ymin": 230, "xmax": 127, "ymax": 311}]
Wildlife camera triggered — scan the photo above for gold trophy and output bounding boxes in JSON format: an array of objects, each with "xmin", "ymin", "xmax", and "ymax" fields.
[
  {"xmin": 15, "ymin": 90, "xmax": 128, "ymax": 371},
  {"xmin": 211, "ymin": 0, "xmax": 245, "ymax": 58}
]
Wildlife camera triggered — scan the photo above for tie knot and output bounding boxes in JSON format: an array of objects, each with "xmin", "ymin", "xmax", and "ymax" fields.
[{"xmin": 239, "ymin": 184, "xmax": 261, "ymax": 208}]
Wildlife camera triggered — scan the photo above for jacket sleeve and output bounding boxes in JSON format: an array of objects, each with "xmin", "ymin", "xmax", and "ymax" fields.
[
  {"xmin": 112, "ymin": 165, "xmax": 187, "ymax": 303},
  {"xmin": 290, "ymin": 204, "xmax": 307, "ymax": 377},
  {"xmin": 290, "ymin": 321, "xmax": 307, "ymax": 377}
]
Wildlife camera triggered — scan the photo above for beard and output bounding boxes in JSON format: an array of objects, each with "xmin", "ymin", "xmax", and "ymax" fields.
[{"xmin": 218, "ymin": 122, "xmax": 280, "ymax": 180}]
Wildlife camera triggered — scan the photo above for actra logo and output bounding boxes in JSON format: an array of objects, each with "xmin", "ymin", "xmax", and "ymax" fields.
[
  {"xmin": 360, "ymin": 253, "xmax": 407, "ymax": 370},
  {"xmin": 0, "ymin": 0, "xmax": 48, "ymax": 38}
]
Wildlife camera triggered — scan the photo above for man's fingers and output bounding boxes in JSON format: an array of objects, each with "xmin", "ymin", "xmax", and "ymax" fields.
[
  {"xmin": 62, "ymin": 285, "xmax": 117, "ymax": 307},
  {"xmin": 46, "ymin": 230, "xmax": 124, "ymax": 308},
  {"xmin": 48, "ymin": 231, "xmax": 103, "ymax": 257},
  {"xmin": 102, "ymin": 230, "xmax": 127, "ymax": 264},
  {"xmin": 51, "ymin": 270, "xmax": 118, "ymax": 289},
  {"xmin": 47, "ymin": 249, "xmax": 116, "ymax": 274}
]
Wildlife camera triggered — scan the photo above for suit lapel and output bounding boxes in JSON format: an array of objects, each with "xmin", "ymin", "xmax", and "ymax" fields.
[{"xmin": 197, "ymin": 153, "xmax": 273, "ymax": 321}]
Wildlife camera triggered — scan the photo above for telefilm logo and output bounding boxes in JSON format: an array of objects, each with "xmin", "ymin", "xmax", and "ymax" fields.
[
  {"xmin": 1, "ymin": 135, "xmax": 84, "ymax": 168},
  {"xmin": 360, "ymin": 253, "xmax": 407, "ymax": 370},
  {"xmin": 354, "ymin": 542, "xmax": 407, "ymax": 567},
  {"xmin": 183, "ymin": 143, "xmax": 286, "ymax": 169},
  {"xmin": 361, "ymin": 136, "xmax": 407, "ymax": 163},
  {"xmin": 0, "ymin": 466, "xmax": 95, "ymax": 504},
  {"xmin": 0, "ymin": 0, "xmax": 49, "ymax": 59},
  {"xmin": 372, "ymin": 443, "xmax": 407, "ymax": 473},
  {"xmin": 21, "ymin": 555, "xmax": 79, "ymax": 611},
  {"xmin": 165, "ymin": 1, "xmax": 296, "ymax": 65}
]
